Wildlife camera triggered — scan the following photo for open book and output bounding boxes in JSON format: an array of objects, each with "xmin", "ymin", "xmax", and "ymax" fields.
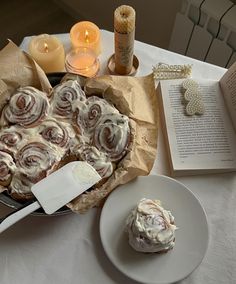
[{"xmin": 157, "ymin": 61, "xmax": 236, "ymax": 176}]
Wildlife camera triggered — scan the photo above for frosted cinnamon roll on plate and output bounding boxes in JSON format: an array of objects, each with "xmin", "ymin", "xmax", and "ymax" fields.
[
  {"xmin": 100, "ymin": 175, "xmax": 209, "ymax": 284},
  {"xmin": 125, "ymin": 198, "xmax": 177, "ymax": 253}
]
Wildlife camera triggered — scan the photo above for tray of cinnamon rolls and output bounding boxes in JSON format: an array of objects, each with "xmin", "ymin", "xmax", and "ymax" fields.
[{"xmin": 0, "ymin": 73, "xmax": 131, "ymax": 215}]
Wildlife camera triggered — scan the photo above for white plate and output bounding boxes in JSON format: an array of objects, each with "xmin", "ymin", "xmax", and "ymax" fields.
[{"xmin": 99, "ymin": 175, "xmax": 209, "ymax": 284}]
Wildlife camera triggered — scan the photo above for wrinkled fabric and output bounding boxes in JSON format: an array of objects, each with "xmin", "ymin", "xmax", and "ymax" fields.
[{"xmin": 0, "ymin": 31, "xmax": 234, "ymax": 284}]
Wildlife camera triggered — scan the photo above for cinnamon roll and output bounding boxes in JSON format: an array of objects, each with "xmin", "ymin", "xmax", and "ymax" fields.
[
  {"xmin": 9, "ymin": 139, "xmax": 62, "ymax": 200},
  {"xmin": 0, "ymin": 78, "xmax": 132, "ymax": 205},
  {"xmin": 0, "ymin": 151, "xmax": 16, "ymax": 187},
  {"xmin": 1, "ymin": 86, "xmax": 49, "ymax": 128},
  {"xmin": 15, "ymin": 140, "xmax": 61, "ymax": 184},
  {"xmin": 73, "ymin": 96, "xmax": 119, "ymax": 135},
  {"xmin": 0, "ymin": 126, "xmax": 28, "ymax": 155},
  {"xmin": 125, "ymin": 198, "xmax": 177, "ymax": 253},
  {"xmin": 74, "ymin": 143, "xmax": 114, "ymax": 178},
  {"xmin": 38, "ymin": 119, "xmax": 76, "ymax": 152},
  {"xmin": 9, "ymin": 173, "xmax": 34, "ymax": 200},
  {"xmin": 50, "ymin": 80, "xmax": 86, "ymax": 118},
  {"xmin": 93, "ymin": 113, "xmax": 131, "ymax": 162}
]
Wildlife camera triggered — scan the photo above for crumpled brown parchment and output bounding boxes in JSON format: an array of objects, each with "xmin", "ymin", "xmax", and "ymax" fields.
[
  {"xmin": 0, "ymin": 41, "xmax": 51, "ymax": 104},
  {"xmin": 0, "ymin": 41, "xmax": 159, "ymax": 213},
  {"xmin": 68, "ymin": 74, "xmax": 159, "ymax": 213}
]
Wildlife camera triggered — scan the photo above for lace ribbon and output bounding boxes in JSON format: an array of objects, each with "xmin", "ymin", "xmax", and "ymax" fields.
[{"xmin": 152, "ymin": 63, "xmax": 192, "ymax": 80}]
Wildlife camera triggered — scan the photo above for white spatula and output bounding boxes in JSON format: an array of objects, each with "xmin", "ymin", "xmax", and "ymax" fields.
[{"xmin": 0, "ymin": 161, "xmax": 101, "ymax": 233}]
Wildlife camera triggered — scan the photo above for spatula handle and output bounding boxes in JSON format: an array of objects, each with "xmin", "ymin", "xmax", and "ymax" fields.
[{"xmin": 0, "ymin": 201, "xmax": 41, "ymax": 234}]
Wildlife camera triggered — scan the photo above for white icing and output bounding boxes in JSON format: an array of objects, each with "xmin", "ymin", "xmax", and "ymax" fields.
[
  {"xmin": 50, "ymin": 80, "xmax": 86, "ymax": 117},
  {"xmin": 73, "ymin": 144, "xmax": 113, "ymax": 178},
  {"xmin": 125, "ymin": 198, "xmax": 177, "ymax": 253},
  {"xmin": 73, "ymin": 96, "xmax": 119, "ymax": 135},
  {"xmin": 0, "ymin": 126, "xmax": 28, "ymax": 155},
  {"xmin": 0, "ymin": 151, "xmax": 16, "ymax": 182},
  {"xmin": 0, "ymin": 79, "xmax": 131, "ymax": 200},
  {"xmin": 2, "ymin": 86, "xmax": 49, "ymax": 127},
  {"xmin": 9, "ymin": 173, "xmax": 34, "ymax": 198},
  {"xmin": 93, "ymin": 113, "xmax": 130, "ymax": 162},
  {"xmin": 38, "ymin": 118, "xmax": 76, "ymax": 151}
]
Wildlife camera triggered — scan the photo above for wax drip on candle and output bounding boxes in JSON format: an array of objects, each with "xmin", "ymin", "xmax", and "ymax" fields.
[
  {"xmin": 85, "ymin": 30, "xmax": 89, "ymax": 43},
  {"xmin": 44, "ymin": 43, "xmax": 49, "ymax": 53}
]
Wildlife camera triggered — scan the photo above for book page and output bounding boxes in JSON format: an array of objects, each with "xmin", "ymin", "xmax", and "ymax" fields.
[
  {"xmin": 159, "ymin": 79, "xmax": 236, "ymax": 174},
  {"xmin": 220, "ymin": 61, "xmax": 236, "ymax": 130}
]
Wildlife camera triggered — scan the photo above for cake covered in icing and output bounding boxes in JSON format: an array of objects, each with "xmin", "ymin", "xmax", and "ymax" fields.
[
  {"xmin": 125, "ymin": 198, "xmax": 177, "ymax": 253},
  {"xmin": 0, "ymin": 79, "xmax": 131, "ymax": 201}
]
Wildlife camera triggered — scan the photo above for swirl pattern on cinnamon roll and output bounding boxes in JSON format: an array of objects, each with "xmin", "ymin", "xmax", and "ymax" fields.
[
  {"xmin": 125, "ymin": 198, "xmax": 177, "ymax": 253},
  {"xmin": 15, "ymin": 141, "xmax": 61, "ymax": 184},
  {"xmin": 2, "ymin": 87, "xmax": 49, "ymax": 128},
  {"xmin": 0, "ymin": 128, "xmax": 22, "ymax": 153},
  {"xmin": 50, "ymin": 80, "xmax": 86, "ymax": 117},
  {"xmin": 93, "ymin": 113, "xmax": 130, "ymax": 162},
  {"xmin": 39, "ymin": 119, "xmax": 76, "ymax": 151},
  {"xmin": 74, "ymin": 144, "xmax": 113, "ymax": 178},
  {"xmin": 0, "ymin": 126, "xmax": 30, "ymax": 156},
  {"xmin": 74, "ymin": 96, "xmax": 119, "ymax": 135},
  {"xmin": 0, "ymin": 78, "xmax": 132, "ymax": 204},
  {"xmin": 0, "ymin": 151, "xmax": 16, "ymax": 187}
]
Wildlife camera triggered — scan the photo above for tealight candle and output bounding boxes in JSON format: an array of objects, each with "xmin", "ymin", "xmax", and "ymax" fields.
[
  {"xmin": 70, "ymin": 21, "xmax": 101, "ymax": 56},
  {"xmin": 65, "ymin": 47, "xmax": 99, "ymax": 77},
  {"xmin": 28, "ymin": 34, "xmax": 65, "ymax": 73}
]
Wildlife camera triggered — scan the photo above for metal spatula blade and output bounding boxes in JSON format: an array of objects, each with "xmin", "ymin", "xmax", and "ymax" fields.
[{"xmin": 0, "ymin": 161, "xmax": 101, "ymax": 233}]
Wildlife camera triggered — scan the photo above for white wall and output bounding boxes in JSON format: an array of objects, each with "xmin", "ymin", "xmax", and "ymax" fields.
[{"xmin": 56, "ymin": 0, "xmax": 182, "ymax": 49}]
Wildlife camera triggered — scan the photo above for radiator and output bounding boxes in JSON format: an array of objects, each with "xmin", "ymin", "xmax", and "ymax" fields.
[{"xmin": 169, "ymin": 0, "xmax": 236, "ymax": 68}]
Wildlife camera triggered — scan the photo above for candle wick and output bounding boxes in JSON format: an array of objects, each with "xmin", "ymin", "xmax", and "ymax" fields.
[
  {"xmin": 121, "ymin": 12, "xmax": 128, "ymax": 18},
  {"xmin": 44, "ymin": 43, "xmax": 49, "ymax": 53},
  {"xmin": 85, "ymin": 30, "xmax": 89, "ymax": 43}
]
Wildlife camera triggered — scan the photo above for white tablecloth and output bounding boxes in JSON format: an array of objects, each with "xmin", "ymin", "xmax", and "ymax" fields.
[{"xmin": 0, "ymin": 30, "xmax": 235, "ymax": 284}]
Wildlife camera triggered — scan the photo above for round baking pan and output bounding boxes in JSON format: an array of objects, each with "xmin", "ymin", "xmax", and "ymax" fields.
[{"xmin": 0, "ymin": 72, "xmax": 85, "ymax": 216}]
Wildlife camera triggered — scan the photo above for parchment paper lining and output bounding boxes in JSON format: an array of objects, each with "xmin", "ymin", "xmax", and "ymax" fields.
[{"xmin": 0, "ymin": 41, "xmax": 159, "ymax": 213}]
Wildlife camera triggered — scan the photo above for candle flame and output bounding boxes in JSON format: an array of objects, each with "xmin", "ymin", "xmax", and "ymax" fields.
[
  {"xmin": 85, "ymin": 30, "xmax": 89, "ymax": 43},
  {"xmin": 44, "ymin": 43, "xmax": 49, "ymax": 53}
]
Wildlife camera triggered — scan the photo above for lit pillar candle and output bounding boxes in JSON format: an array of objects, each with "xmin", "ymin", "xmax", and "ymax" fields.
[
  {"xmin": 70, "ymin": 21, "xmax": 101, "ymax": 56},
  {"xmin": 28, "ymin": 34, "xmax": 65, "ymax": 73}
]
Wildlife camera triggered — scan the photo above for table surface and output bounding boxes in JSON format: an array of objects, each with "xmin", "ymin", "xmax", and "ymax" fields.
[{"xmin": 0, "ymin": 30, "xmax": 235, "ymax": 284}]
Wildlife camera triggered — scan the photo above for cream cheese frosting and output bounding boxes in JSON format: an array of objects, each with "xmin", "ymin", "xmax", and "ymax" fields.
[
  {"xmin": 1, "ymin": 86, "xmax": 49, "ymax": 128},
  {"xmin": 125, "ymin": 198, "xmax": 177, "ymax": 253},
  {"xmin": 0, "ymin": 151, "xmax": 16, "ymax": 183},
  {"xmin": 0, "ymin": 79, "xmax": 131, "ymax": 201},
  {"xmin": 50, "ymin": 79, "xmax": 86, "ymax": 118}
]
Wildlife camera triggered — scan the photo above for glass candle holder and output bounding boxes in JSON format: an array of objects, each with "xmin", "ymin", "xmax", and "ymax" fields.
[{"xmin": 65, "ymin": 47, "xmax": 99, "ymax": 78}]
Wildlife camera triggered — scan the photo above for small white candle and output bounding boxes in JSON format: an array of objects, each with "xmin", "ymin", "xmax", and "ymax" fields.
[
  {"xmin": 65, "ymin": 47, "xmax": 99, "ymax": 78},
  {"xmin": 28, "ymin": 34, "xmax": 65, "ymax": 73}
]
